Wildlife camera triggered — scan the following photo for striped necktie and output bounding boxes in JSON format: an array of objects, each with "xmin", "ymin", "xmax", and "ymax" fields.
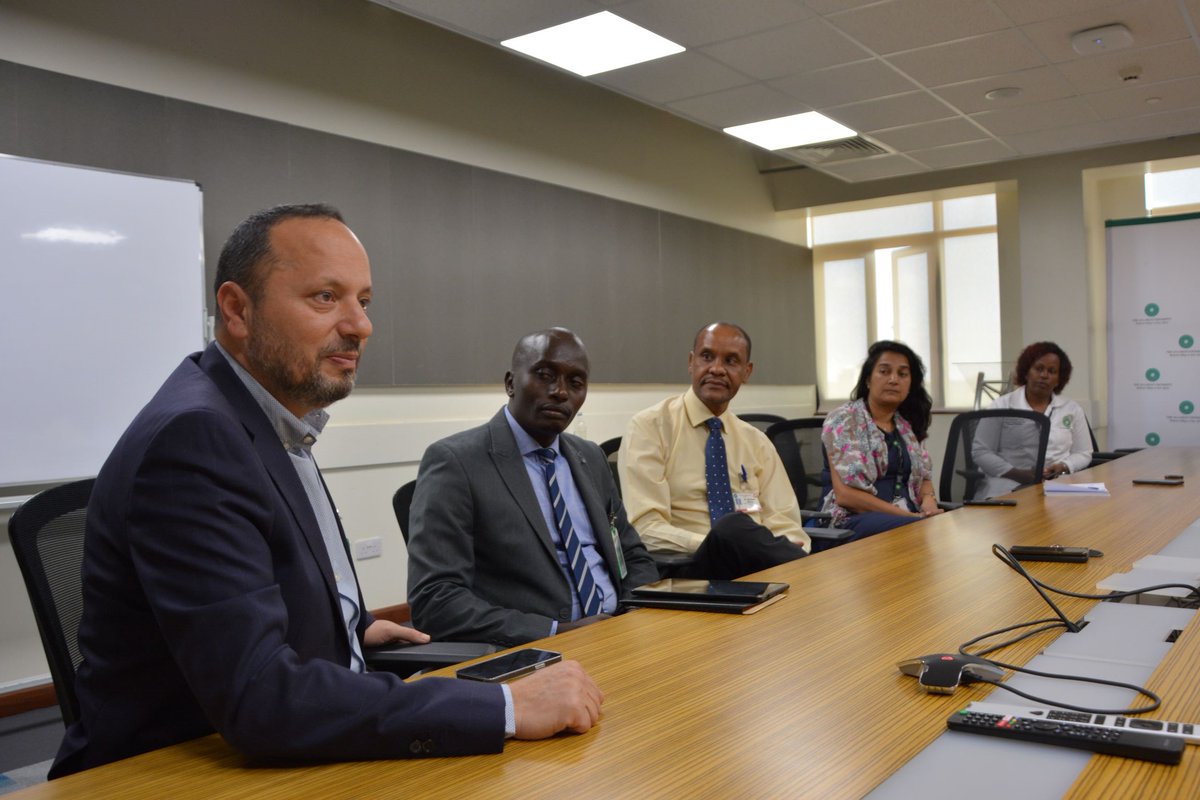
[
  {"xmin": 534, "ymin": 448, "xmax": 602, "ymax": 617},
  {"xmin": 705, "ymin": 418, "xmax": 736, "ymax": 525}
]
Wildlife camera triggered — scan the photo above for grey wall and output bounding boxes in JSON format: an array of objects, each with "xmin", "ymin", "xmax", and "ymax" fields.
[{"xmin": 0, "ymin": 60, "xmax": 815, "ymax": 385}]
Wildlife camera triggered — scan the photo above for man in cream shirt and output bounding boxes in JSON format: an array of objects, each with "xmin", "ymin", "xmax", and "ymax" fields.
[{"xmin": 619, "ymin": 322, "xmax": 809, "ymax": 579}]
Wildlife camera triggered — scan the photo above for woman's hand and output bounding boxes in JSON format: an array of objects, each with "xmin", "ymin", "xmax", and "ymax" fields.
[
  {"xmin": 919, "ymin": 494, "xmax": 943, "ymax": 517},
  {"xmin": 1043, "ymin": 462, "xmax": 1069, "ymax": 480}
]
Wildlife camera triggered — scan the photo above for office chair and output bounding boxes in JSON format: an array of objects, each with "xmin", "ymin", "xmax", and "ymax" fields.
[
  {"xmin": 762, "ymin": 419, "xmax": 853, "ymax": 553},
  {"xmin": 737, "ymin": 413, "xmax": 786, "ymax": 434},
  {"xmin": 941, "ymin": 409, "xmax": 1050, "ymax": 506},
  {"xmin": 599, "ymin": 437, "xmax": 623, "ymax": 499},
  {"xmin": 391, "ymin": 480, "xmax": 417, "ymax": 544},
  {"xmin": 1086, "ymin": 419, "xmax": 1137, "ymax": 469},
  {"xmin": 8, "ymin": 478, "xmax": 95, "ymax": 727}
]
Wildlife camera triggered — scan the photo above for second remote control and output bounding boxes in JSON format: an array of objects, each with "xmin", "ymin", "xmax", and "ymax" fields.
[
  {"xmin": 964, "ymin": 701, "xmax": 1200, "ymax": 745},
  {"xmin": 948, "ymin": 707, "xmax": 1184, "ymax": 764}
]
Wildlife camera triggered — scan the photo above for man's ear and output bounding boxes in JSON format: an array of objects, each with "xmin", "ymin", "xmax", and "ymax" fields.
[
  {"xmin": 215, "ymin": 281, "xmax": 252, "ymax": 341},
  {"xmin": 744, "ymin": 361, "xmax": 754, "ymax": 382},
  {"xmin": 504, "ymin": 371, "xmax": 515, "ymax": 398}
]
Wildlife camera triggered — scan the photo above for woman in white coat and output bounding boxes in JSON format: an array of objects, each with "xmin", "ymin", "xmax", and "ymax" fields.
[{"xmin": 973, "ymin": 341, "xmax": 1093, "ymax": 499}]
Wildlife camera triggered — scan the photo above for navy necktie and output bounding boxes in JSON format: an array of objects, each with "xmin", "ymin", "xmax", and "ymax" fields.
[
  {"xmin": 705, "ymin": 418, "xmax": 736, "ymax": 525},
  {"xmin": 534, "ymin": 448, "xmax": 602, "ymax": 617}
]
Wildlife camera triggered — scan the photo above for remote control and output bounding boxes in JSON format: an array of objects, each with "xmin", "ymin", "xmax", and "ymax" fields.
[
  {"xmin": 962, "ymin": 701, "xmax": 1200, "ymax": 745},
  {"xmin": 947, "ymin": 706, "xmax": 1185, "ymax": 764}
]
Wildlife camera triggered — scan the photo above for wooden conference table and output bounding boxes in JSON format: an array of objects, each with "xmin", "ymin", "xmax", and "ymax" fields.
[{"xmin": 14, "ymin": 448, "xmax": 1200, "ymax": 799}]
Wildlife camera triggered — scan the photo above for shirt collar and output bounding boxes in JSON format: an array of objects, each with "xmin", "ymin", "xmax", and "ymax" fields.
[
  {"xmin": 503, "ymin": 405, "xmax": 560, "ymax": 457},
  {"xmin": 684, "ymin": 387, "xmax": 725, "ymax": 429},
  {"xmin": 214, "ymin": 341, "xmax": 329, "ymax": 452}
]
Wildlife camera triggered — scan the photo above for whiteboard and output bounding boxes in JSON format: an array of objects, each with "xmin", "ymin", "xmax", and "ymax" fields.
[{"xmin": 0, "ymin": 155, "xmax": 205, "ymax": 487}]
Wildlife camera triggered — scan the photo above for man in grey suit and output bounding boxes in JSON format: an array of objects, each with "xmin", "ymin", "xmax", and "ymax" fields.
[{"xmin": 407, "ymin": 328, "xmax": 658, "ymax": 648}]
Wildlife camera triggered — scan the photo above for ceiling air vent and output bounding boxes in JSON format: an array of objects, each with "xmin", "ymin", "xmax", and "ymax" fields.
[{"xmin": 777, "ymin": 135, "xmax": 889, "ymax": 166}]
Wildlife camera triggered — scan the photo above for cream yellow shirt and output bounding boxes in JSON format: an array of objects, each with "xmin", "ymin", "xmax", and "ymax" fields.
[{"xmin": 619, "ymin": 389, "xmax": 809, "ymax": 554}]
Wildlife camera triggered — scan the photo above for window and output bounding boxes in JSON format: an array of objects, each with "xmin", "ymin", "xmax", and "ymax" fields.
[
  {"xmin": 811, "ymin": 187, "xmax": 1001, "ymax": 408},
  {"xmin": 1145, "ymin": 166, "xmax": 1200, "ymax": 213}
]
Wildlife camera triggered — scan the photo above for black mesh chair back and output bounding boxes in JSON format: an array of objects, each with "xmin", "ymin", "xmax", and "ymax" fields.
[
  {"xmin": 599, "ymin": 437, "xmax": 622, "ymax": 498},
  {"xmin": 764, "ymin": 418, "xmax": 826, "ymax": 512},
  {"xmin": 941, "ymin": 410, "xmax": 1050, "ymax": 503},
  {"xmin": 392, "ymin": 480, "xmax": 417, "ymax": 543},
  {"xmin": 738, "ymin": 413, "xmax": 786, "ymax": 434},
  {"xmin": 8, "ymin": 478, "xmax": 95, "ymax": 726}
]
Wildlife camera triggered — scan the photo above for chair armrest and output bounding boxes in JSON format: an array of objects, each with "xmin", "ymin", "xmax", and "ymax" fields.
[{"xmin": 937, "ymin": 501, "xmax": 962, "ymax": 511}]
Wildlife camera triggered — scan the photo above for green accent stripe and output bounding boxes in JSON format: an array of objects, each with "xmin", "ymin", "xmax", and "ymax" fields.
[{"xmin": 1106, "ymin": 211, "xmax": 1200, "ymax": 228}]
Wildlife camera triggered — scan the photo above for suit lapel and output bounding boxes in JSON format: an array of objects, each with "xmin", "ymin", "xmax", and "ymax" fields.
[
  {"xmin": 486, "ymin": 411, "xmax": 559, "ymax": 564},
  {"xmin": 199, "ymin": 346, "xmax": 340, "ymax": 598}
]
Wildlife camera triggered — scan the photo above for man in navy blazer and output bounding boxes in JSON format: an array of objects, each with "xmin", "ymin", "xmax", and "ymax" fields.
[
  {"xmin": 407, "ymin": 329, "xmax": 658, "ymax": 647},
  {"xmin": 52, "ymin": 205, "xmax": 602, "ymax": 777}
]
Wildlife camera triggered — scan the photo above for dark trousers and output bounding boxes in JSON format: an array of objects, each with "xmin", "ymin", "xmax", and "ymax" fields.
[{"xmin": 679, "ymin": 513, "xmax": 807, "ymax": 580}]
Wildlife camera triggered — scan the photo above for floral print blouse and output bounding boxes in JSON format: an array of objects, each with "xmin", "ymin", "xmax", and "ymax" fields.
[{"xmin": 819, "ymin": 398, "xmax": 934, "ymax": 527}]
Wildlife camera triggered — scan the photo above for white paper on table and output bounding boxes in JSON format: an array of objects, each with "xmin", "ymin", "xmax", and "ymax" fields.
[{"xmin": 1044, "ymin": 482, "xmax": 1109, "ymax": 496}]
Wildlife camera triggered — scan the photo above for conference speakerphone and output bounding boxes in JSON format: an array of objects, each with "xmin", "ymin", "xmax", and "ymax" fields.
[{"xmin": 948, "ymin": 703, "xmax": 1189, "ymax": 764}]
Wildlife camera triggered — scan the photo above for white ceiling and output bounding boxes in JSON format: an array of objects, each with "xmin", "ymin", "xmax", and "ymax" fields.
[{"xmin": 371, "ymin": 0, "xmax": 1200, "ymax": 183}]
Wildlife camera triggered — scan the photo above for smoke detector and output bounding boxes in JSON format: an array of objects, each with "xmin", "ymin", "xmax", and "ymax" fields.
[{"xmin": 1071, "ymin": 24, "xmax": 1133, "ymax": 56}]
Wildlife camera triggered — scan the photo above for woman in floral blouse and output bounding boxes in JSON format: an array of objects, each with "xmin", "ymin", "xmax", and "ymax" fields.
[{"xmin": 819, "ymin": 340, "xmax": 943, "ymax": 543}]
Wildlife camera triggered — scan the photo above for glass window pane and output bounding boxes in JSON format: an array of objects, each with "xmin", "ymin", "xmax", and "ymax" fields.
[
  {"xmin": 822, "ymin": 258, "xmax": 868, "ymax": 399},
  {"xmin": 943, "ymin": 233, "xmax": 1001, "ymax": 408},
  {"xmin": 895, "ymin": 251, "xmax": 931, "ymax": 366},
  {"xmin": 874, "ymin": 248, "xmax": 897, "ymax": 341},
  {"xmin": 1145, "ymin": 167, "xmax": 1200, "ymax": 211},
  {"xmin": 942, "ymin": 194, "xmax": 996, "ymax": 230},
  {"xmin": 812, "ymin": 202, "xmax": 933, "ymax": 245}
]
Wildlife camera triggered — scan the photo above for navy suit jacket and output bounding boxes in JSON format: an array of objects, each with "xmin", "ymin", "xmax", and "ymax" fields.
[
  {"xmin": 52, "ymin": 345, "xmax": 504, "ymax": 777},
  {"xmin": 407, "ymin": 409, "xmax": 658, "ymax": 647}
]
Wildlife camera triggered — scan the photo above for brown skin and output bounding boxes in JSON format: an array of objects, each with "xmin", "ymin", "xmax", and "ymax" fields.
[
  {"xmin": 505, "ymin": 328, "xmax": 590, "ymax": 448},
  {"xmin": 829, "ymin": 350, "xmax": 942, "ymax": 518},
  {"xmin": 1011, "ymin": 352, "xmax": 1069, "ymax": 481},
  {"xmin": 688, "ymin": 324, "xmax": 753, "ymax": 416}
]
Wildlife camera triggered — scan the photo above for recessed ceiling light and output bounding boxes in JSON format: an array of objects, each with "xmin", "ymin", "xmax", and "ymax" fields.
[
  {"xmin": 723, "ymin": 112, "xmax": 857, "ymax": 150},
  {"xmin": 984, "ymin": 87, "xmax": 1022, "ymax": 101},
  {"xmin": 501, "ymin": 11, "xmax": 684, "ymax": 77}
]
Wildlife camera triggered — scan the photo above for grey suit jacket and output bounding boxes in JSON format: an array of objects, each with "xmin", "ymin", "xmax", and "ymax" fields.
[{"xmin": 407, "ymin": 409, "xmax": 658, "ymax": 647}]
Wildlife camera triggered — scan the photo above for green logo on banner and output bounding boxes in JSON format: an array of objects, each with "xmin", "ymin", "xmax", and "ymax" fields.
[
  {"xmin": 1182, "ymin": 401, "xmax": 1196, "ymax": 415},
  {"xmin": 1145, "ymin": 368, "xmax": 1160, "ymax": 382},
  {"xmin": 1145, "ymin": 303, "xmax": 1160, "ymax": 317},
  {"xmin": 1146, "ymin": 432, "xmax": 1161, "ymax": 446},
  {"xmin": 1181, "ymin": 334, "xmax": 1195, "ymax": 349}
]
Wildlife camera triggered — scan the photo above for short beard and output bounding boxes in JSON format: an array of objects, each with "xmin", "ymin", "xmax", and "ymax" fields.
[{"xmin": 247, "ymin": 331, "xmax": 358, "ymax": 414}]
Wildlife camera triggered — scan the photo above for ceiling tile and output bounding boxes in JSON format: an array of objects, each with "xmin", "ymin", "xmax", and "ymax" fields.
[
  {"xmin": 616, "ymin": 0, "xmax": 812, "ymax": 47},
  {"xmin": 701, "ymin": 17, "xmax": 869, "ymax": 80},
  {"xmin": 931, "ymin": 66, "xmax": 1078, "ymax": 113},
  {"xmin": 992, "ymin": 0, "xmax": 1142, "ymax": 26},
  {"xmin": 908, "ymin": 138, "xmax": 1017, "ymax": 169},
  {"xmin": 375, "ymin": 0, "xmax": 601, "ymax": 41},
  {"xmin": 1020, "ymin": 0, "xmax": 1189, "ymax": 64},
  {"xmin": 828, "ymin": 0, "xmax": 1010, "ymax": 56},
  {"xmin": 594, "ymin": 51, "xmax": 750, "ymax": 102},
  {"xmin": 817, "ymin": 154, "xmax": 930, "ymax": 182},
  {"xmin": 770, "ymin": 58, "xmax": 921, "ymax": 107},
  {"xmin": 971, "ymin": 96, "xmax": 1101, "ymax": 135},
  {"xmin": 1002, "ymin": 115, "xmax": 1133, "ymax": 154},
  {"xmin": 888, "ymin": 30, "xmax": 1046, "ymax": 85},
  {"xmin": 870, "ymin": 117, "xmax": 993, "ymax": 150},
  {"xmin": 826, "ymin": 91, "xmax": 958, "ymax": 131},
  {"xmin": 1084, "ymin": 76, "xmax": 1200, "ymax": 120},
  {"xmin": 804, "ymin": 0, "xmax": 880, "ymax": 14},
  {"xmin": 1055, "ymin": 40, "xmax": 1200, "ymax": 95},
  {"xmin": 668, "ymin": 83, "xmax": 811, "ymax": 126}
]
